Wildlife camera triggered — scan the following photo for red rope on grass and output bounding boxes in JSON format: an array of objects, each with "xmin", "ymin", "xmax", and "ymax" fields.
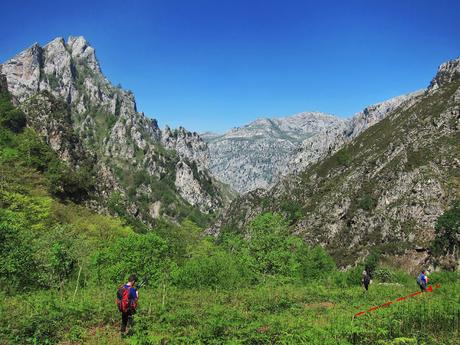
[{"xmin": 353, "ymin": 284, "xmax": 441, "ymax": 318}]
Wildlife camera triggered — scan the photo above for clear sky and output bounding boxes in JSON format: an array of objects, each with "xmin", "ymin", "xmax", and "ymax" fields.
[{"xmin": 1, "ymin": 0, "xmax": 459, "ymax": 133}]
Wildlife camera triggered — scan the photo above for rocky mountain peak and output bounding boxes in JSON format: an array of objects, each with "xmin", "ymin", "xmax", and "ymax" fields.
[
  {"xmin": 67, "ymin": 36, "xmax": 101, "ymax": 73},
  {"xmin": 429, "ymin": 56, "xmax": 460, "ymax": 91}
]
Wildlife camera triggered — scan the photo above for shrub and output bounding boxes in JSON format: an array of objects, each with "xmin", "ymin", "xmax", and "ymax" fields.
[
  {"xmin": 336, "ymin": 148, "xmax": 351, "ymax": 166},
  {"xmin": 364, "ymin": 250, "xmax": 380, "ymax": 275},
  {"xmin": 0, "ymin": 94, "xmax": 27, "ymax": 133},
  {"xmin": 298, "ymin": 245, "xmax": 336, "ymax": 281},
  {"xmin": 93, "ymin": 233, "xmax": 169, "ymax": 284},
  {"xmin": 0, "ymin": 210, "xmax": 39, "ymax": 291},
  {"xmin": 247, "ymin": 213, "xmax": 297, "ymax": 276},
  {"xmin": 358, "ymin": 193, "xmax": 376, "ymax": 211},
  {"xmin": 373, "ymin": 267, "xmax": 395, "ymax": 283},
  {"xmin": 431, "ymin": 200, "xmax": 460, "ymax": 257},
  {"xmin": 172, "ymin": 249, "xmax": 251, "ymax": 289}
]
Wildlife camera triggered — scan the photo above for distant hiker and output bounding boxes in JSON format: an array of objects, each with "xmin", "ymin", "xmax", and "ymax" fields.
[
  {"xmin": 117, "ymin": 274, "xmax": 139, "ymax": 337},
  {"xmin": 416, "ymin": 270, "xmax": 428, "ymax": 292},
  {"xmin": 362, "ymin": 268, "xmax": 371, "ymax": 292}
]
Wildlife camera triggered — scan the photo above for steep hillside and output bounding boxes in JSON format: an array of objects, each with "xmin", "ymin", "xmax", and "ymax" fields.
[
  {"xmin": 0, "ymin": 36, "xmax": 233, "ymax": 226},
  {"xmin": 288, "ymin": 90, "xmax": 423, "ymax": 174},
  {"xmin": 213, "ymin": 57, "xmax": 460, "ymax": 269}
]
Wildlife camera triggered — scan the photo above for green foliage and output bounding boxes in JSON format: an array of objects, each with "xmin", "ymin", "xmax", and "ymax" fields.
[
  {"xmin": 358, "ymin": 193, "xmax": 377, "ymax": 211},
  {"xmin": 280, "ymin": 200, "xmax": 304, "ymax": 224},
  {"xmin": 247, "ymin": 213, "xmax": 298, "ymax": 276},
  {"xmin": 107, "ymin": 192, "xmax": 150, "ymax": 233},
  {"xmin": 46, "ymin": 73, "xmax": 60, "ymax": 89},
  {"xmin": 171, "ymin": 248, "xmax": 251, "ymax": 289},
  {"xmin": 336, "ymin": 147, "xmax": 352, "ymax": 166},
  {"xmin": 93, "ymin": 233, "xmax": 169, "ymax": 284},
  {"xmin": 0, "ymin": 93, "xmax": 95, "ymax": 201},
  {"xmin": 373, "ymin": 267, "xmax": 395, "ymax": 283},
  {"xmin": 46, "ymin": 160, "xmax": 95, "ymax": 201},
  {"xmin": 0, "ymin": 209, "xmax": 39, "ymax": 291},
  {"xmin": 0, "ymin": 92, "xmax": 27, "ymax": 132},
  {"xmin": 297, "ymin": 245, "xmax": 336, "ymax": 281},
  {"xmin": 217, "ymin": 213, "xmax": 338, "ymax": 282},
  {"xmin": 364, "ymin": 249, "xmax": 381, "ymax": 275}
]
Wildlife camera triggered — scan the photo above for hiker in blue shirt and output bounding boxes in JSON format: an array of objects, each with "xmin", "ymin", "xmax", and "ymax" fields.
[{"xmin": 417, "ymin": 270, "xmax": 428, "ymax": 292}]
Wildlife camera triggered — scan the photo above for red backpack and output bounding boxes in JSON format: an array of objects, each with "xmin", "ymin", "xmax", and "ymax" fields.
[{"xmin": 116, "ymin": 285, "xmax": 137, "ymax": 313}]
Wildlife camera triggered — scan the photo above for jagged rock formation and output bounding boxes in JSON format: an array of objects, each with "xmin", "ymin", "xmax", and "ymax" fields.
[
  {"xmin": 0, "ymin": 36, "xmax": 232, "ymax": 224},
  {"xmin": 288, "ymin": 90, "xmax": 424, "ymax": 174},
  {"xmin": 212, "ymin": 57, "xmax": 460, "ymax": 270},
  {"xmin": 202, "ymin": 112, "xmax": 346, "ymax": 194}
]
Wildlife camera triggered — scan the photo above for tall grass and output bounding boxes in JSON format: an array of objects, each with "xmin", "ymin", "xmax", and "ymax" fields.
[{"xmin": 1, "ymin": 272, "xmax": 458, "ymax": 344}]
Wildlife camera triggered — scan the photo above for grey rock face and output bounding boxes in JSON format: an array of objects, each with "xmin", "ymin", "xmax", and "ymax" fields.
[
  {"xmin": 203, "ymin": 112, "xmax": 345, "ymax": 194},
  {"xmin": 161, "ymin": 126, "xmax": 210, "ymax": 165},
  {"xmin": 0, "ymin": 43, "xmax": 43, "ymax": 103},
  {"xmin": 429, "ymin": 56, "xmax": 460, "ymax": 91},
  {"xmin": 175, "ymin": 160, "xmax": 217, "ymax": 213},
  {"xmin": 289, "ymin": 90, "xmax": 424, "ymax": 174}
]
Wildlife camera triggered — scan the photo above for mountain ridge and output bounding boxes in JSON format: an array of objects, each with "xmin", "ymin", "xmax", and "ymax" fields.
[{"xmin": 0, "ymin": 36, "xmax": 234, "ymax": 226}]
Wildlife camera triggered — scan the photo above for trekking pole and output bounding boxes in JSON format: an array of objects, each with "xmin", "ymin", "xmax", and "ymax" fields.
[{"xmin": 73, "ymin": 265, "xmax": 83, "ymax": 301}]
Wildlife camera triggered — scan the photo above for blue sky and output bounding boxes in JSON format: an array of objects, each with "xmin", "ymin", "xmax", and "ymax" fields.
[{"xmin": 1, "ymin": 0, "xmax": 459, "ymax": 133}]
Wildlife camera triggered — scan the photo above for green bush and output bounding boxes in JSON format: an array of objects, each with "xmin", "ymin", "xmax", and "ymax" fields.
[
  {"xmin": 364, "ymin": 249, "xmax": 380, "ymax": 275},
  {"xmin": 431, "ymin": 200, "xmax": 460, "ymax": 257},
  {"xmin": 0, "ymin": 94, "xmax": 27, "ymax": 133},
  {"xmin": 373, "ymin": 267, "xmax": 395, "ymax": 283},
  {"xmin": 93, "ymin": 232, "xmax": 169, "ymax": 284},
  {"xmin": 336, "ymin": 148, "xmax": 351, "ymax": 166},
  {"xmin": 298, "ymin": 245, "xmax": 336, "ymax": 281},
  {"xmin": 358, "ymin": 193, "xmax": 377, "ymax": 211},
  {"xmin": 247, "ymin": 213, "xmax": 298, "ymax": 276},
  {"xmin": 0, "ymin": 210, "xmax": 39, "ymax": 291},
  {"xmin": 46, "ymin": 160, "xmax": 95, "ymax": 201},
  {"xmin": 172, "ymin": 249, "xmax": 251, "ymax": 289}
]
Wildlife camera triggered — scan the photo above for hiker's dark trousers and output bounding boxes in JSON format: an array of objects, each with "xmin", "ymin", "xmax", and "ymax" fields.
[{"xmin": 121, "ymin": 311, "xmax": 134, "ymax": 333}]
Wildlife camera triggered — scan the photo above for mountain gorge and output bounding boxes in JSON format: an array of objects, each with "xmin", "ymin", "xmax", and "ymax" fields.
[
  {"xmin": 212, "ymin": 57, "xmax": 460, "ymax": 270},
  {"xmin": 0, "ymin": 36, "xmax": 232, "ymax": 227},
  {"xmin": 1, "ymin": 36, "xmax": 458, "ymax": 270}
]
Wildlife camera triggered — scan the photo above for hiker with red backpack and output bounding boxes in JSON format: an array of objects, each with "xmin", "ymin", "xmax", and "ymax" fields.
[{"xmin": 117, "ymin": 274, "xmax": 139, "ymax": 337}]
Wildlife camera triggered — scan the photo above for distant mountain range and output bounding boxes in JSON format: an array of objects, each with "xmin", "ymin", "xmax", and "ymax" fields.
[{"xmin": 201, "ymin": 91, "xmax": 423, "ymax": 194}]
